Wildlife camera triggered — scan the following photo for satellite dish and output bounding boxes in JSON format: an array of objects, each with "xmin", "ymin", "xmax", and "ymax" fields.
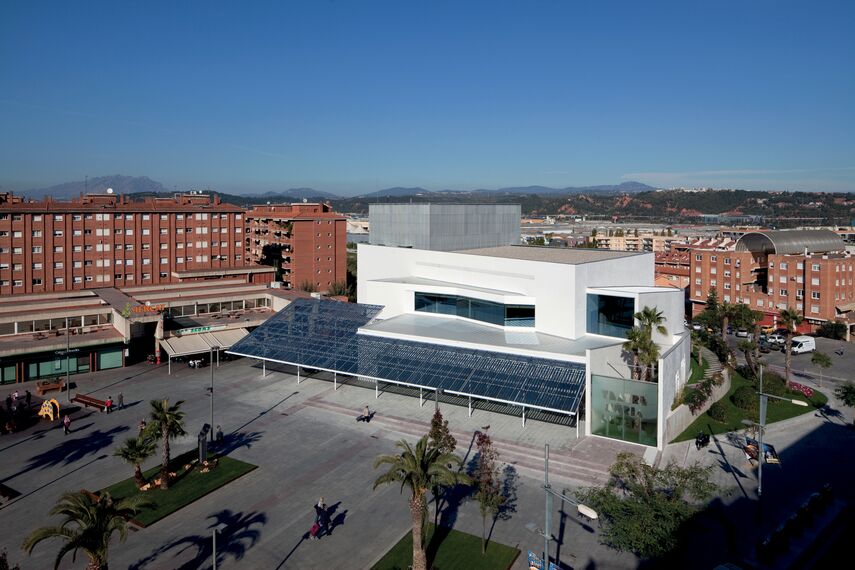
[{"xmin": 106, "ymin": 188, "xmax": 114, "ymax": 194}]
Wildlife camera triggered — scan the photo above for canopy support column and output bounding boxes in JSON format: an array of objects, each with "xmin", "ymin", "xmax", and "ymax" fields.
[
  {"xmin": 262, "ymin": 359, "xmax": 266, "ymax": 377},
  {"xmin": 168, "ymin": 355, "xmax": 171, "ymax": 376},
  {"xmin": 576, "ymin": 414, "xmax": 579, "ymax": 438},
  {"xmin": 334, "ymin": 371, "xmax": 338, "ymax": 391},
  {"xmin": 419, "ymin": 387, "xmax": 423, "ymax": 407},
  {"xmin": 216, "ymin": 349, "xmax": 219, "ymax": 367},
  {"xmin": 297, "ymin": 366, "xmax": 301, "ymax": 384},
  {"xmin": 468, "ymin": 396, "xmax": 472, "ymax": 417},
  {"xmin": 375, "ymin": 379, "xmax": 379, "ymax": 399},
  {"xmin": 522, "ymin": 406, "xmax": 526, "ymax": 427}
]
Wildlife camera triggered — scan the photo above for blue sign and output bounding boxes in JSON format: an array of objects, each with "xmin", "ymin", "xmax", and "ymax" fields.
[{"xmin": 527, "ymin": 551, "xmax": 543, "ymax": 570}]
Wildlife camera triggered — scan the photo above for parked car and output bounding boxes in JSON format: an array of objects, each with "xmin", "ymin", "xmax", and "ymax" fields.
[
  {"xmin": 767, "ymin": 333, "xmax": 786, "ymax": 345},
  {"xmin": 692, "ymin": 323, "xmax": 703, "ymax": 331},
  {"xmin": 790, "ymin": 335, "xmax": 816, "ymax": 354},
  {"xmin": 736, "ymin": 328, "xmax": 750, "ymax": 338}
]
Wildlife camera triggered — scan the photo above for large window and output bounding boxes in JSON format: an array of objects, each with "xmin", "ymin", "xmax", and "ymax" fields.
[
  {"xmin": 587, "ymin": 294, "xmax": 635, "ymax": 338},
  {"xmin": 414, "ymin": 293, "xmax": 535, "ymax": 327},
  {"xmin": 590, "ymin": 374, "xmax": 658, "ymax": 447}
]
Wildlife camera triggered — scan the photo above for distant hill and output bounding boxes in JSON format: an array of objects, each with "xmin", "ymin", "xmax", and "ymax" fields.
[
  {"xmin": 355, "ymin": 181, "xmax": 656, "ymax": 199},
  {"xmin": 356, "ymin": 187, "xmax": 433, "ymax": 199},
  {"xmin": 23, "ymin": 175, "xmax": 168, "ymax": 199},
  {"xmin": 249, "ymin": 188, "xmax": 341, "ymax": 200}
]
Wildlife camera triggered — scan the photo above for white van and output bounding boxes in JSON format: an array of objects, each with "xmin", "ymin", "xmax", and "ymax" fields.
[{"xmin": 790, "ymin": 336, "xmax": 816, "ymax": 354}]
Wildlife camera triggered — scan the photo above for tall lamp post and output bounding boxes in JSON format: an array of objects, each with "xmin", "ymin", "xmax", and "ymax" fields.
[
  {"xmin": 210, "ymin": 345, "xmax": 219, "ymax": 443},
  {"xmin": 756, "ymin": 364, "xmax": 808, "ymax": 497}
]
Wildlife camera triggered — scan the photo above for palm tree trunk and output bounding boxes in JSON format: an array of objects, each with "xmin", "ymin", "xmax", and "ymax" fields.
[
  {"xmin": 632, "ymin": 354, "xmax": 639, "ymax": 380},
  {"xmin": 785, "ymin": 335, "xmax": 793, "ymax": 383},
  {"xmin": 410, "ymin": 494, "xmax": 428, "ymax": 570},
  {"xmin": 160, "ymin": 432, "xmax": 170, "ymax": 490},
  {"xmin": 722, "ymin": 316, "xmax": 728, "ymax": 342},
  {"xmin": 482, "ymin": 513, "xmax": 487, "ymax": 553},
  {"xmin": 86, "ymin": 554, "xmax": 106, "ymax": 570},
  {"xmin": 134, "ymin": 464, "xmax": 145, "ymax": 489}
]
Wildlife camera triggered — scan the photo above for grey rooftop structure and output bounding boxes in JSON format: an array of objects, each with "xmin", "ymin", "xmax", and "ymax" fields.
[
  {"xmin": 735, "ymin": 229, "xmax": 845, "ymax": 255},
  {"xmin": 455, "ymin": 245, "xmax": 644, "ymax": 264}
]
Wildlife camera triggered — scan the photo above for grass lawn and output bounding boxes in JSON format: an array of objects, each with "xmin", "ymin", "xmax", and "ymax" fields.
[
  {"xmin": 101, "ymin": 450, "xmax": 257, "ymax": 527},
  {"xmin": 372, "ymin": 524, "xmax": 520, "ymax": 570},
  {"xmin": 672, "ymin": 371, "xmax": 828, "ymax": 443},
  {"xmin": 688, "ymin": 356, "xmax": 708, "ymax": 384}
]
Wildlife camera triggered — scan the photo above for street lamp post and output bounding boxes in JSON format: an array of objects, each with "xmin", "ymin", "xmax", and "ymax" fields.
[
  {"xmin": 65, "ymin": 317, "xmax": 70, "ymax": 403},
  {"xmin": 210, "ymin": 345, "xmax": 219, "ymax": 443},
  {"xmin": 756, "ymin": 364, "xmax": 808, "ymax": 497}
]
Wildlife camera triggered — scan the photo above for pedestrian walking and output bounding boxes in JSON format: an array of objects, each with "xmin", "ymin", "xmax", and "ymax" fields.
[
  {"xmin": 319, "ymin": 504, "xmax": 330, "ymax": 536},
  {"xmin": 63, "ymin": 415, "xmax": 71, "ymax": 435},
  {"xmin": 138, "ymin": 418, "xmax": 147, "ymax": 433},
  {"xmin": 117, "ymin": 393, "xmax": 124, "ymax": 410},
  {"xmin": 12, "ymin": 390, "xmax": 19, "ymax": 401},
  {"xmin": 25, "ymin": 390, "xmax": 32, "ymax": 409},
  {"xmin": 105, "ymin": 396, "xmax": 113, "ymax": 414},
  {"xmin": 215, "ymin": 425, "xmax": 224, "ymax": 443}
]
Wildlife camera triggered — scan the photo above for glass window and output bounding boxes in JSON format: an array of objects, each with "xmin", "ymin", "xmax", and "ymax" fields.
[{"xmin": 587, "ymin": 294, "xmax": 635, "ymax": 338}]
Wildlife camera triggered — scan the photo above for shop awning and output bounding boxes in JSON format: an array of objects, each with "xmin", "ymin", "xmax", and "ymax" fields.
[{"xmin": 160, "ymin": 328, "xmax": 249, "ymax": 358}]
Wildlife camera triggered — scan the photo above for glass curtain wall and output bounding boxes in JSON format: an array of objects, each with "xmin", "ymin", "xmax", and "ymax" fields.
[
  {"xmin": 587, "ymin": 294, "xmax": 634, "ymax": 338},
  {"xmin": 590, "ymin": 374, "xmax": 658, "ymax": 447},
  {"xmin": 414, "ymin": 292, "xmax": 535, "ymax": 327}
]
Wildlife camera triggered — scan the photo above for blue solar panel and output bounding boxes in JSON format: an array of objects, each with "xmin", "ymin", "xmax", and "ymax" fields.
[{"xmin": 228, "ymin": 298, "xmax": 585, "ymax": 414}]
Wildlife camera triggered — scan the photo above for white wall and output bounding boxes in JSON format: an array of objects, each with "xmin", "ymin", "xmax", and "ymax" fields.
[
  {"xmin": 657, "ymin": 332, "xmax": 690, "ymax": 449},
  {"xmin": 637, "ymin": 289, "xmax": 686, "ymax": 345}
]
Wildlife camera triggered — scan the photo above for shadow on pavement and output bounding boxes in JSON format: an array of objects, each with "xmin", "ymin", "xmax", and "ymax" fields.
[{"xmin": 130, "ymin": 509, "xmax": 267, "ymax": 570}]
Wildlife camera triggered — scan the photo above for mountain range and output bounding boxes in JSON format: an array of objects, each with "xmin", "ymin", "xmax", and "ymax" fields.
[{"xmin": 17, "ymin": 175, "xmax": 656, "ymax": 201}]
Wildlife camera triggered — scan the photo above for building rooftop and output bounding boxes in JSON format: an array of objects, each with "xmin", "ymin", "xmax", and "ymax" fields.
[
  {"xmin": 453, "ymin": 245, "xmax": 644, "ymax": 265},
  {"xmin": 735, "ymin": 230, "xmax": 845, "ymax": 255},
  {"xmin": 359, "ymin": 312, "xmax": 621, "ymax": 361}
]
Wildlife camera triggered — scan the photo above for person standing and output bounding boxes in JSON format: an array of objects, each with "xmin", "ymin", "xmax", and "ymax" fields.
[
  {"xmin": 138, "ymin": 418, "xmax": 147, "ymax": 434},
  {"xmin": 5, "ymin": 395, "xmax": 11, "ymax": 413},
  {"xmin": 25, "ymin": 390, "xmax": 32, "ymax": 409},
  {"xmin": 117, "ymin": 392, "xmax": 124, "ymax": 410},
  {"xmin": 63, "ymin": 414, "xmax": 71, "ymax": 435},
  {"xmin": 105, "ymin": 396, "xmax": 113, "ymax": 414}
]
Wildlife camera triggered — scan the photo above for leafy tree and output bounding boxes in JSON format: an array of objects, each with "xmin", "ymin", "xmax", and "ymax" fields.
[
  {"xmin": 147, "ymin": 399, "xmax": 187, "ymax": 490},
  {"xmin": 834, "ymin": 382, "xmax": 855, "ymax": 426},
  {"xmin": 811, "ymin": 351, "xmax": 832, "ymax": 387},
  {"xmin": 373, "ymin": 436, "xmax": 468, "ymax": 570},
  {"xmin": 22, "ymin": 491, "xmax": 150, "ymax": 570},
  {"xmin": 472, "ymin": 431, "xmax": 504, "ymax": 554},
  {"xmin": 778, "ymin": 307, "xmax": 803, "ymax": 383},
  {"xmin": 427, "ymin": 409, "xmax": 458, "ymax": 527},
  {"xmin": 816, "ymin": 321, "xmax": 846, "ymax": 340},
  {"xmin": 577, "ymin": 452, "xmax": 716, "ymax": 559},
  {"xmin": 705, "ymin": 287, "xmax": 719, "ymax": 314},
  {"xmin": 297, "ymin": 280, "xmax": 318, "ymax": 293},
  {"xmin": 114, "ymin": 436, "xmax": 156, "ymax": 489},
  {"xmin": 327, "ymin": 281, "xmax": 351, "ymax": 297}
]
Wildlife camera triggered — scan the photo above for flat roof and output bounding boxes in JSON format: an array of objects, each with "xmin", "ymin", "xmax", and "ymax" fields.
[
  {"xmin": 367, "ymin": 276, "xmax": 528, "ymax": 299},
  {"xmin": 359, "ymin": 313, "xmax": 620, "ymax": 361},
  {"xmin": 588, "ymin": 285, "xmax": 672, "ymax": 294},
  {"xmin": 453, "ymin": 245, "xmax": 645, "ymax": 265}
]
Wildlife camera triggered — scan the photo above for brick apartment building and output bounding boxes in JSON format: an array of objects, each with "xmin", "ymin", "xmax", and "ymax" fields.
[
  {"xmin": 0, "ymin": 192, "xmax": 274, "ymax": 297},
  {"xmin": 689, "ymin": 229, "xmax": 855, "ymax": 334},
  {"xmin": 246, "ymin": 202, "xmax": 347, "ymax": 292},
  {"xmin": 590, "ymin": 231, "xmax": 682, "ymax": 252}
]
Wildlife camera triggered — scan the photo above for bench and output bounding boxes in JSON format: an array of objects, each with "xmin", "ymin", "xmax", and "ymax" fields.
[
  {"xmin": 36, "ymin": 379, "xmax": 65, "ymax": 396},
  {"xmin": 72, "ymin": 394, "xmax": 108, "ymax": 411}
]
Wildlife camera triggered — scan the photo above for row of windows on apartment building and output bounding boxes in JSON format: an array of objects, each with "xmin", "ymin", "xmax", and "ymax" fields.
[
  {"xmin": 695, "ymin": 276, "xmax": 853, "ymax": 290},
  {"xmin": 694, "ymin": 291, "xmax": 824, "ymax": 314},
  {"xmin": 1, "ymin": 253, "xmax": 240, "ymax": 270},
  {"xmin": 1, "ymin": 241, "xmax": 242, "ymax": 254},
  {"xmin": 696, "ymin": 254, "xmax": 854, "ymax": 273},
  {"xmin": 0, "ymin": 227, "xmax": 243, "ymax": 238},
  {"xmin": 0, "ymin": 212, "xmax": 241, "ymax": 222}
]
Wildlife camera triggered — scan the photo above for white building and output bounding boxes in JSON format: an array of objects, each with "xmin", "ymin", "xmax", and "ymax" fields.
[{"xmin": 357, "ymin": 244, "xmax": 690, "ymax": 449}]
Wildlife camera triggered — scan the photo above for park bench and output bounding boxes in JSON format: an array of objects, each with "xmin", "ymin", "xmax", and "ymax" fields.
[
  {"xmin": 36, "ymin": 379, "xmax": 65, "ymax": 396},
  {"xmin": 72, "ymin": 393, "xmax": 108, "ymax": 411}
]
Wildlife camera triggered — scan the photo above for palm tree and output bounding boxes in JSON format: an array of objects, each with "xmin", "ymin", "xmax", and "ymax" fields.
[
  {"xmin": 778, "ymin": 307, "xmax": 803, "ymax": 383},
  {"xmin": 148, "ymin": 399, "xmax": 187, "ymax": 489},
  {"xmin": 22, "ymin": 491, "xmax": 149, "ymax": 570},
  {"xmin": 638, "ymin": 339, "xmax": 661, "ymax": 382},
  {"xmin": 635, "ymin": 306, "xmax": 667, "ymax": 338},
  {"xmin": 623, "ymin": 326, "xmax": 652, "ymax": 381},
  {"xmin": 114, "ymin": 436, "xmax": 156, "ymax": 489},
  {"xmin": 373, "ymin": 436, "xmax": 469, "ymax": 570}
]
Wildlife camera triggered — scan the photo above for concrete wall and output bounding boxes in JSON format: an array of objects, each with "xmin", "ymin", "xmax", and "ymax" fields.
[
  {"xmin": 369, "ymin": 204, "xmax": 520, "ymax": 251},
  {"xmin": 657, "ymin": 332, "xmax": 691, "ymax": 448},
  {"xmin": 664, "ymin": 368, "xmax": 731, "ymax": 443},
  {"xmin": 638, "ymin": 288, "xmax": 686, "ymax": 345}
]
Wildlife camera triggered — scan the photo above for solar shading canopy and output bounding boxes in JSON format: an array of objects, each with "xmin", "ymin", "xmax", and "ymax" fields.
[{"xmin": 227, "ymin": 298, "xmax": 586, "ymax": 415}]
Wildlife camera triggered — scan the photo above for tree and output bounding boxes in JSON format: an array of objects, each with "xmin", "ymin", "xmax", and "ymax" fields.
[
  {"xmin": 428, "ymin": 409, "xmax": 458, "ymax": 528},
  {"xmin": 834, "ymin": 382, "xmax": 855, "ymax": 426},
  {"xmin": 623, "ymin": 327, "xmax": 652, "ymax": 381},
  {"xmin": 373, "ymin": 436, "xmax": 468, "ymax": 570},
  {"xmin": 22, "ymin": 491, "xmax": 150, "ymax": 570},
  {"xmin": 327, "ymin": 281, "xmax": 351, "ymax": 297},
  {"xmin": 705, "ymin": 287, "xmax": 720, "ymax": 314},
  {"xmin": 635, "ymin": 306, "xmax": 668, "ymax": 339},
  {"xmin": 114, "ymin": 436, "xmax": 156, "ymax": 489},
  {"xmin": 297, "ymin": 280, "xmax": 318, "ymax": 293},
  {"xmin": 778, "ymin": 307, "xmax": 803, "ymax": 383},
  {"xmin": 147, "ymin": 399, "xmax": 187, "ymax": 490},
  {"xmin": 811, "ymin": 351, "xmax": 832, "ymax": 387},
  {"xmin": 577, "ymin": 452, "xmax": 716, "ymax": 559},
  {"xmin": 472, "ymin": 431, "xmax": 504, "ymax": 554},
  {"xmin": 638, "ymin": 340, "xmax": 661, "ymax": 383}
]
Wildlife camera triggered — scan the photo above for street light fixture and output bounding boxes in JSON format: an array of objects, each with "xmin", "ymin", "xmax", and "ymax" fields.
[
  {"xmin": 210, "ymin": 345, "xmax": 220, "ymax": 443},
  {"xmin": 756, "ymin": 364, "xmax": 808, "ymax": 497},
  {"xmin": 211, "ymin": 522, "xmax": 227, "ymax": 570}
]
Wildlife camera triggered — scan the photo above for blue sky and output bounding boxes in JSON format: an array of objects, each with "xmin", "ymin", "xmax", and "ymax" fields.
[{"xmin": 1, "ymin": 0, "xmax": 853, "ymax": 195}]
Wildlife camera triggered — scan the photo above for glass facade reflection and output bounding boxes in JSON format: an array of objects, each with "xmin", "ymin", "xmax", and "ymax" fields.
[
  {"xmin": 414, "ymin": 292, "xmax": 535, "ymax": 327},
  {"xmin": 587, "ymin": 294, "xmax": 634, "ymax": 338},
  {"xmin": 591, "ymin": 374, "xmax": 658, "ymax": 447}
]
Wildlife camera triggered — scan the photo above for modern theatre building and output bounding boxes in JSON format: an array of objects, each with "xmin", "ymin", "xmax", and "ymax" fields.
[{"xmin": 229, "ymin": 244, "xmax": 690, "ymax": 449}]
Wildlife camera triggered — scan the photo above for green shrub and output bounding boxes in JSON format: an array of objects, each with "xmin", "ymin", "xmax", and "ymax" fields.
[
  {"xmin": 736, "ymin": 364, "xmax": 756, "ymax": 382},
  {"xmin": 710, "ymin": 371, "xmax": 725, "ymax": 386},
  {"xmin": 759, "ymin": 372, "xmax": 787, "ymax": 397},
  {"xmin": 708, "ymin": 400, "xmax": 728, "ymax": 422},
  {"xmin": 732, "ymin": 386, "xmax": 758, "ymax": 411},
  {"xmin": 684, "ymin": 389, "xmax": 706, "ymax": 414}
]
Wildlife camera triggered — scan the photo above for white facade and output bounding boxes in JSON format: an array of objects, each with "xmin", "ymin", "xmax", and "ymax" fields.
[{"xmin": 358, "ymin": 243, "xmax": 689, "ymax": 449}]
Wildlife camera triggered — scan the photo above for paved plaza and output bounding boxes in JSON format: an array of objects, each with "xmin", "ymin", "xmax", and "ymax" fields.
[{"xmin": 2, "ymin": 351, "xmax": 853, "ymax": 569}]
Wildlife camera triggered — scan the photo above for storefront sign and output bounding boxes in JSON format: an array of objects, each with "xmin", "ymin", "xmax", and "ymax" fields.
[{"xmin": 174, "ymin": 325, "xmax": 227, "ymax": 336}]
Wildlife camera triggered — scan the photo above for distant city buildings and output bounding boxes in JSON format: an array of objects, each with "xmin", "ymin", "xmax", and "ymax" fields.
[{"xmin": 589, "ymin": 230, "xmax": 682, "ymax": 253}]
